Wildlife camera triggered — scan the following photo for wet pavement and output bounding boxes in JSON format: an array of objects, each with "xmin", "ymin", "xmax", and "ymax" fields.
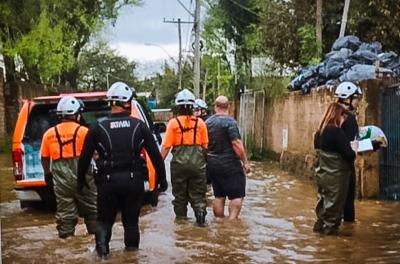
[{"xmin": 1, "ymin": 153, "xmax": 400, "ymax": 263}]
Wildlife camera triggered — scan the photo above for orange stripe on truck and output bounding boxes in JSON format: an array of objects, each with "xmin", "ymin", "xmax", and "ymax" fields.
[{"xmin": 16, "ymin": 180, "xmax": 47, "ymax": 187}]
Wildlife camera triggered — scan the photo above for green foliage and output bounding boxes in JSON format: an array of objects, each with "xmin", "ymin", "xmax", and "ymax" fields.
[
  {"xmin": 201, "ymin": 54, "xmax": 233, "ymax": 99},
  {"xmin": 347, "ymin": 0, "xmax": 400, "ymax": 53},
  {"xmin": 261, "ymin": 0, "xmax": 314, "ymax": 68},
  {"xmin": 203, "ymin": 0, "xmax": 262, "ymax": 91},
  {"xmin": 298, "ymin": 24, "xmax": 321, "ymax": 66},
  {"xmin": 246, "ymin": 135, "xmax": 282, "ymax": 161},
  {"xmin": 154, "ymin": 63, "xmax": 179, "ymax": 108},
  {"xmin": 249, "ymin": 75, "xmax": 289, "ymax": 99},
  {"xmin": 0, "ymin": 0, "xmax": 140, "ymax": 85},
  {"xmin": 11, "ymin": 12, "xmax": 76, "ymax": 81},
  {"xmin": 259, "ymin": 0, "xmax": 400, "ymax": 68},
  {"xmin": 77, "ymin": 41, "xmax": 139, "ymax": 91}
]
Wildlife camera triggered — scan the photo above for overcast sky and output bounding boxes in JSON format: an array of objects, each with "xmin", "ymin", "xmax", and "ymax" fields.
[{"xmin": 101, "ymin": 0, "xmax": 198, "ymax": 77}]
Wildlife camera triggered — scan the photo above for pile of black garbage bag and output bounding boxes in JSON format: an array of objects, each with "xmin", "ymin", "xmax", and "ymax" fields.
[{"xmin": 288, "ymin": 35, "xmax": 400, "ymax": 94}]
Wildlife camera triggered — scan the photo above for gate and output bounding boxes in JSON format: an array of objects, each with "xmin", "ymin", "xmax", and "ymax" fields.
[
  {"xmin": 380, "ymin": 85, "xmax": 400, "ymax": 200},
  {"xmin": 238, "ymin": 90, "xmax": 265, "ymax": 151}
]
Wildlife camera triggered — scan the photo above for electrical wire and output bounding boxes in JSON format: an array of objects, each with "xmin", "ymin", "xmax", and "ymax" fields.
[{"xmin": 227, "ymin": 0, "xmax": 260, "ymax": 17}]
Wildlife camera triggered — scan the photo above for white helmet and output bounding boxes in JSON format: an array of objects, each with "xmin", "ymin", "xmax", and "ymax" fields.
[
  {"xmin": 335, "ymin": 82, "xmax": 362, "ymax": 99},
  {"xmin": 194, "ymin": 99, "xmax": 208, "ymax": 109},
  {"xmin": 56, "ymin": 96, "xmax": 83, "ymax": 116},
  {"xmin": 175, "ymin": 89, "xmax": 196, "ymax": 105},
  {"xmin": 106, "ymin": 81, "xmax": 136, "ymax": 102}
]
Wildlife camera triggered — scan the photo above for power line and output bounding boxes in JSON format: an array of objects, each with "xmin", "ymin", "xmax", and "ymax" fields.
[
  {"xmin": 177, "ymin": 0, "xmax": 194, "ymax": 17},
  {"xmin": 184, "ymin": 1, "xmax": 194, "ymax": 56},
  {"xmin": 227, "ymin": 0, "xmax": 260, "ymax": 17}
]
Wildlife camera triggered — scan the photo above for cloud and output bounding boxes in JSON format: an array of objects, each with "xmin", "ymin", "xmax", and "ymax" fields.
[
  {"xmin": 110, "ymin": 42, "xmax": 180, "ymax": 62},
  {"xmin": 103, "ymin": 0, "xmax": 194, "ymax": 45}
]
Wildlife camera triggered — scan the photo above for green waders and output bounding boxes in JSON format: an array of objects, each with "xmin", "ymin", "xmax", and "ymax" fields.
[
  {"xmin": 52, "ymin": 158, "xmax": 97, "ymax": 237},
  {"xmin": 314, "ymin": 150, "xmax": 351, "ymax": 233},
  {"xmin": 171, "ymin": 145, "xmax": 207, "ymax": 219}
]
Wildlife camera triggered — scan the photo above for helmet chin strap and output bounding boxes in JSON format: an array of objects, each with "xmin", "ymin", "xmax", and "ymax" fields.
[
  {"xmin": 338, "ymin": 98, "xmax": 354, "ymax": 111},
  {"xmin": 59, "ymin": 114, "xmax": 79, "ymax": 122}
]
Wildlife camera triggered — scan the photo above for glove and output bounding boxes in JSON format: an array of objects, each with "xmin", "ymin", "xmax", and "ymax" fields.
[
  {"xmin": 157, "ymin": 179, "xmax": 168, "ymax": 192},
  {"xmin": 44, "ymin": 173, "xmax": 53, "ymax": 185}
]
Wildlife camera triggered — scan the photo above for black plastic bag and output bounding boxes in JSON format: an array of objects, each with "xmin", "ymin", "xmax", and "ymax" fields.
[
  {"xmin": 324, "ymin": 57, "xmax": 345, "ymax": 79},
  {"xmin": 325, "ymin": 79, "xmax": 340, "ymax": 86},
  {"xmin": 332, "ymin": 36, "xmax": 361, "ymax": 51},
  {"xmin": 358, "ymin": 41, "xmax": 382, "ymax": 54},
  {"xmin": 339, "ymin": 64, "xmax": 377, "ymax": 82},
  {"xmin": 301, "ymin": 77, "xmax": 318, "ymax": 94},
  {"xmin": 350, "ymin": 50, "xmax": 378, "ymax": 65}
]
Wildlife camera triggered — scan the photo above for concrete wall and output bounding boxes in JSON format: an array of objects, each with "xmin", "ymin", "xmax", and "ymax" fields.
[
  {"xmin": 239, "ymin": 79, "xmax": 396, "ymax": 199},
  {"xmin": 0, "ymin": 68, "xmax": 6, "ymax": 147}
]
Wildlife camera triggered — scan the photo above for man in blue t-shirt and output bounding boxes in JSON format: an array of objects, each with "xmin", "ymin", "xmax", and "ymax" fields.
[{"xmin": 206, "ymin": 96, "xmax": 250, "ymax": 220}]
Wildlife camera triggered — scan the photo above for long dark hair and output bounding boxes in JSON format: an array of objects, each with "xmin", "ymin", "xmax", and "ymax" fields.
[
  {"xmin": 176, "ymin": 105, "xmax": 193, "ymax": 116},
  {"xmin": 318, "ymin": 102, "xmax": 346, "ymax": 133}
]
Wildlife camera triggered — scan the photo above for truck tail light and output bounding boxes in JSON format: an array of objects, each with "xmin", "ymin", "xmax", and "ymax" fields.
[
  {"xmin": 12, "ymin": 149, "xmax": 24, "ymax": 181},
  {"xmin": 140, "ymin": 148, "xmax": 147, "ymax": 161}
]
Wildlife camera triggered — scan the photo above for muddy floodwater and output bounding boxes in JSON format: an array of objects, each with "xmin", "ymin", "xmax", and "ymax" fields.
[{"xmin": 1, "ymin": 153, "xmax": 400, "ymax": 263}]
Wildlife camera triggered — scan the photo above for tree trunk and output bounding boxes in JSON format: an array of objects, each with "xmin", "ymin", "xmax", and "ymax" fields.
[
  {"xmin": 316, "ymin": 0, "xmax": 322, "ymax": 53},
  {"xmin": 3, "ymin": 55, "xmax": 16, "ymax": 83},
  {"xmin": 21, "ymin": 57, "xmax": 42, "ymax": 84},
  {"xmin": 60, "ymin": 66, "xmax": 79, "ymax": 91}
]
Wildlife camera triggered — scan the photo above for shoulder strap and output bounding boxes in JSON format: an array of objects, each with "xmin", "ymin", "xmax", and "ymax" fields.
[
  {"xmin": 175, "ymin": 117, "xmax": 199, "ymax": 145},
  {"xmin": 72, "ymin": 125, "xmax": 81, "ymax": 157},
  {"xmin": 193, "ymin": 118, "xmax": 199, "ymax": 144},
  {"xmin": 54, "ymin": 124, "xmax": 81, "ymax": 159},
  {"xmin": 54, "ymin": 125, "xmax": 63, "ymax": 159},
  {"xmin": 175, "ymin": 117, "xmax": 185, "ymax": 145}
]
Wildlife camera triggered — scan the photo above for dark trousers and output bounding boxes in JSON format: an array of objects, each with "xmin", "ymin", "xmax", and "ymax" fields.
[
  {"xmin": 343, "ymin": 166, "xmax": 356, "ymax": 222},
  {"xmin": 95, "ymin": 172, "xmax": 144, "ymax": 254}
]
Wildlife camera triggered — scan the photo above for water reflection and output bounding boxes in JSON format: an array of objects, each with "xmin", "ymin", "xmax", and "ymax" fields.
[{"xmin": 1, "ymin": 155, "xmax": 400, "ymax": 263}]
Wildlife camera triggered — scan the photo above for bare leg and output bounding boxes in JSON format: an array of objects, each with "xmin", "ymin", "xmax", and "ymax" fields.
[
  {"xmin": 213, "ymin": 197, "xmax": 226, "ymax": 218},
  {"xmin": 228, "ymin": 198, "xmax": 243, "ymax": 220}
]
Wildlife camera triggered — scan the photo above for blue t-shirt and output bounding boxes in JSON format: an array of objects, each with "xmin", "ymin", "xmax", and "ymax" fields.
[{"xmin": 206, "ymin": 114, "xmax": 241, "ymax": 158}]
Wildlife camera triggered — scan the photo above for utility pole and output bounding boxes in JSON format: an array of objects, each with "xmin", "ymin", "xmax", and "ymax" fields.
[
  {"xmin": 106, "ymin": 67, "xmax": 110, "ymax": 89},
  {"xmin": 217, "ymin": 60, "xmax": 221, "ymax": 95},
  {"xmin": 316, "ymin": 0, "xmax": 322, "ymax": 53},
  {"xmin": 178, "ymin": 18, "xmax": 182, "ymax": 90},
  {"xmin": 164, "ymin": 18, "xmax": 193, "ymax": 90},
  {"xmin": 193, "ymin": 0, "xmax": 201, "ymax": 97},
  {"xmin": 202, "ymin": 68, "xmax": 208, "ymax": 100},
  {"xmin": 339, "ymin": 0, "xmax": 350, "ymax": 37}
]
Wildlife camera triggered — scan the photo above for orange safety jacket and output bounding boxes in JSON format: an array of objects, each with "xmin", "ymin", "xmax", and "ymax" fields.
[{"xmin": 41, "ymin": 121, "xmax": 88, "ymax": 161}]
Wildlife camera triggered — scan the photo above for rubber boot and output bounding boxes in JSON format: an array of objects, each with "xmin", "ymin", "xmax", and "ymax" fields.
[
  {"xmin": 313, "ymin": 220, "xmax": 324, "ymax": 233},
  {"xmin": 124, "ymin": 225, "xmax": 140, "ymax": 250},
  {"xmin": 95, "ymin": 223, "xmax": 110, "ymax": 260},
  {"xmin": 195, "ymin": 211, "xmax": 206, "ymax": 227}
]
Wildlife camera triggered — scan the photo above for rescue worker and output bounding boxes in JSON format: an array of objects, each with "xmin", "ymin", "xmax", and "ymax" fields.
[
  {"xmin": 206, "ymin": 96, "xmax": 250, "ymax": 220},
  {"xmin": 335, "ymin": 81, "xmax": 362, "ymax": 222},
  {"xmin": 160, "ymin": 89, "xmax": 208, "ymax": 226},
  {"xmin": 313, "ymin": 102, "xmax": 358, "ymax": 235},
  {"xmin": 193, "ymin": 98, "xmax": 210, "ymax": 121},
  {"xmin": 41, "ymin": 96, "xmax": 97, "ymax": 239},
  {"xmin": 194, "ymin": 98, "xmax": 211, "ymax": 185},
  {"xmin": 77, "ymin": 82, "xmax": 167, "ymax": 259}
]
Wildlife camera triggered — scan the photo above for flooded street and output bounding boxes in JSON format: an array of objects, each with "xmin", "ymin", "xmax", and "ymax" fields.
[{"xmin": 1, "ymin": 153, "xmax": 400, "ymax": 263}]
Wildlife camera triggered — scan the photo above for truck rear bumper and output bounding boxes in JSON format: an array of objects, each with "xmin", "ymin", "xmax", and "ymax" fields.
[{"xmin": 15, "ymin": 189, "xmax": 42, "ymax": 201}]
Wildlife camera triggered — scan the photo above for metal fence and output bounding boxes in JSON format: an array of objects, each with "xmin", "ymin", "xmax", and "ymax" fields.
[
  {"xmin": 238, "ymin": 90, "xmax": 265, "ymax": 151},
  {"xmin": 380, "ymin": 84, "xmax": 400, "ymax": 200}
]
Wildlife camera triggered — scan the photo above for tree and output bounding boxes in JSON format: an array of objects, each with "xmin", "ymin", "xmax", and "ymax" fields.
[
  {"xmin": 202, "ymin": 0, "xmax": 262, "ymax": 99},
  {"xmin": 347, "ymin": 0, "xmax": 400, "ymax": 53},
  {"xmin": 0, "ymin": 0, "xmax": 140, "ymax": 87},
  {"xmin": 77, "ymin": 42, "xmax": 139, "ymax": 91}
]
